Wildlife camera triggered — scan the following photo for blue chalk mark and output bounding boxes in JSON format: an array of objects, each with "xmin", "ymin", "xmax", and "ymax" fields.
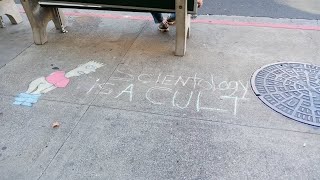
[
  {"xmin": 13, "ymin": 93, "xmax": 41, "ymax": 107},
  {"xmin": 21, "ymin": 102, "xmax": 33, "ymax": 107}
]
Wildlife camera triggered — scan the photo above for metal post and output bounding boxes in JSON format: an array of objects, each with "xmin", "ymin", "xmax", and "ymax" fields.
[{"xmin": 175, "ymin": 0, "xmax": 188, "ymax": 56}]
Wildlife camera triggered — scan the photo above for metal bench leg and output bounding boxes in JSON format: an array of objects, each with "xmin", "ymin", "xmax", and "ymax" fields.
[
  {"xmin": 0, "ymin": 16, "xmax": 5, "ymax": 28},
  {"xmin": 175, "ymin": 0, "xmax": 188, "ymax": 56},
  {"xmin": 187, "ymin": 14, "xmax": 191, "ymax": 38},
  {"xmin": 0, "ymin": 0, "xmax": 23, "ymax": 26},
  {"xmin": 52, "ymin": 8, "xmax": 67, "ymax": 32},
  {"xmin": 20, "ymin": 0, "xmax": 66, "ymax": 45}
]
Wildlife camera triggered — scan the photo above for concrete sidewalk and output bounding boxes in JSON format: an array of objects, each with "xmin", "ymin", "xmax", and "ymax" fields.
[{"xmin": 1, "ymin": 8, "xmax": 320, "ymax": 179}]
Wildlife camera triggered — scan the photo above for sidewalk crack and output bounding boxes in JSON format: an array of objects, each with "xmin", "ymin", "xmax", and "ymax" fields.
[
  {"xmin": 0, "ymin": 43, "xmax": 33, "ymax": 70},
  {"xmin": 36, "ymin": 105, "xmax": 90, "ymax": 180},
  {"xmin": 87, "ymin": 21, "xmax": 148, "ymax": 105}
]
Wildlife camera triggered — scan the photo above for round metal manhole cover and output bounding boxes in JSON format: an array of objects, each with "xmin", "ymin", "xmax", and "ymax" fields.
[{"xmin": 251, "ymin": 62, "xmax": 320, "ymax": 127}]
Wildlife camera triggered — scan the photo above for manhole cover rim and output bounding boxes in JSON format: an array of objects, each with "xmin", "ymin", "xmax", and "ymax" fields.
[{"xmin": 251, "ymin": 62, "xmax": 320, "ymax": 127}]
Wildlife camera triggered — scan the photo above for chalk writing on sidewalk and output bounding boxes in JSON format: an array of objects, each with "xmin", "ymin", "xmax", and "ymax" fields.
[{"xmin": 88, "ymin": 68, "xmax": 250, "ymax": 116}]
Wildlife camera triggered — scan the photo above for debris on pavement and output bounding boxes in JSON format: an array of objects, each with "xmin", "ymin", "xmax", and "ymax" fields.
[{"xmin": 52, "ymin": 121, "xmax": 60, "ymax": 128}]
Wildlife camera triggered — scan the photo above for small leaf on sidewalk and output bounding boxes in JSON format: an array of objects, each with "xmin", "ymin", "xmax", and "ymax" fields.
[{"xmin": 52, "ymin": 121, "xmax": 60, "ymax": 128}]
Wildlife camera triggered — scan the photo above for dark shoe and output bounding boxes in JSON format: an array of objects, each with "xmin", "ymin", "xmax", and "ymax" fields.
[
  {"xmin": 191, "ymin": 14, "xmax": 198, "ymax": 19},
  {"xmin": 158, "ymin": 21, "xmax": 169, "ymax": 32},
  {"xmin": 167, "ymin": 16, "xmax": 176, "ymax": 25}
]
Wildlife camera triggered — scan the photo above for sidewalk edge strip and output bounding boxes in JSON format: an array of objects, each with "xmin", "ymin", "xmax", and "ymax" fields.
[{"xmin": 19, "ymin": 10, "xmax": 320, "ymax": 31}]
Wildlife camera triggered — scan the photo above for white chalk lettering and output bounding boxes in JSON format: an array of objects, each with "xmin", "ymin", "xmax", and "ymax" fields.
[
  {"xmin": 146, "ymin": 86, "xmax": 173, "ymax": 105},
  {"xmin": 162, "ymin": 75, "xmax": 175, "ymax": 86},
  {"xmin": 221, "ymin": 96, "xmax": 238, "ymax": 116},
  {"xmin": 115, "ymin": 84, "xmax": 134, "ymax": 102},
  {"xmin": 172, "ymin": 91, "xmax": 193, "ymax": 109},
  {"xmin": 193, "ymin": 73, "xmax": 203, "ymax": 89},
  {"xmin": 226, "ymin": 81, "xmax": 239, "ymax": 97},
  {"xmin": 196, "ymin": 91, "xmax": 228, "ymax": 112},
  {"xmin": 86, "ymin": 71, "xmax": 250, "ymax": 117},
  {"xmin": 138, "ymin": 74, "xmax": 153, "ymax": 84},
  {"xmin": 211, "ymin": 74, "xmax": 216, "ymax": 92},
  {"xmin": 174, "ymin": 76, "xmax": 192, "ymax": 86},
  {"xmin": 99, "ymin": 83, "xmax": 115, "ymax": 95},
  {"xmin": 197, "ymin": 79, "xmax": 213, "ymax": 90},
  {"xmin": 218, "ymin": 81, "xmax": 229, "ymax": 90},
  {"xmin": 86, "ymin": 78, "xmax": 100, "ymax": 94},
  {"xmin": 155, "ymin": 73, "xmax": 162, "ymax": 84},
  {"xmin": 238, "ymin": 80, "xmax": 250, "ymax": 99}
]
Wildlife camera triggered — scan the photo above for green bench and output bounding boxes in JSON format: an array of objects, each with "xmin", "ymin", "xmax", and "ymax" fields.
[{"xmin": 21, "ymin": 0, "xmax": 198, "ymax": 56}]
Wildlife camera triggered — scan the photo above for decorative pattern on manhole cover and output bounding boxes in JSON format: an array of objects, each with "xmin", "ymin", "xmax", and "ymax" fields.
[{"xmin": 251, "ymin": 62, "xmax": 320, "ymax": 127}]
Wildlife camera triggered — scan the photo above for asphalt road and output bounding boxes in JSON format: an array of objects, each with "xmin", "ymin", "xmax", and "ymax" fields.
[
  {"xmin": 15, "ymin": 0, "xmax": 320, "ymax": 20},
  {"xmin": 198, "ymin": 0, "xmax": 320, "ymax": 20}
]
